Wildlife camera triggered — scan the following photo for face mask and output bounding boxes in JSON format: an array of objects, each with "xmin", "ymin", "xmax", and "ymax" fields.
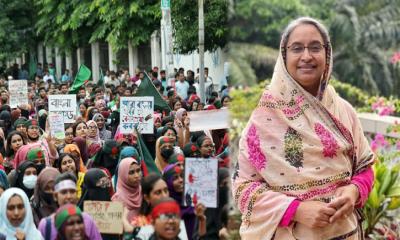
[
  {"xmin": 161, "ymin": 148, "xmax": 174, "ymax": 159},
  {"xmin": 42, "ymin": 192, "xmax": 55, "ymax": 205},
  {"xmin": 23, "ymin": 175, "xmax": 37, "ymax": 189}
]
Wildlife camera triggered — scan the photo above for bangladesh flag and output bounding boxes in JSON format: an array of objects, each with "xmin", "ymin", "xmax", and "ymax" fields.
[
  {"xmin": 136, "ymin": 72, "xmax": 171, "ymax": 112},
  {"xmin": 69, "ymin": 64, "xmax": 91, "ymax": 94}
]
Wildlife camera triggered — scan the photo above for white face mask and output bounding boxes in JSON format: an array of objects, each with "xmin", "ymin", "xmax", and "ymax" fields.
[{"xmin": 23, "ymin": 175, "xmax": 37, "ymax": 189}]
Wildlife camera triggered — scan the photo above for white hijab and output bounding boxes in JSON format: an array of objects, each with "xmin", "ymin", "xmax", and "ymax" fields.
[{"xmin": 0, "ymin": 188, "xmax": 43, "ymax": 240}]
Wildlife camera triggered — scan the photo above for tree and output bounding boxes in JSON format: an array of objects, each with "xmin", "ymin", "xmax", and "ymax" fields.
[
  {"xmin": 34, "ymin": 0, "xmax": 161, "ymax": 52},
  {"xmin": 330, "ymin": 0, "xmax": 400, "ymax": 96},
  {"xmin": 171, "ymin": 0, "xmax": 228, "ymax": 54},
  {"xmin": 0, "ymin": 0, "xmax": 37, "ymax": 62},
  {"xmin": 230, "ymin": 0, "xmax": 308, "ymax": 48}
]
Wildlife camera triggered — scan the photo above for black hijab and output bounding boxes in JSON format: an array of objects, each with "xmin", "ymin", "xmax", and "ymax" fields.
[
  {"xmin": 16, "ymin": 161, "xmax": 37, "ymax": 199},
  {"xmin": 78, "ymin": 168, "xmax": 111, "ymax": 209}
]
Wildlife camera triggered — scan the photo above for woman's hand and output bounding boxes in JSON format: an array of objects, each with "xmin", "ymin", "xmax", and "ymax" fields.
[
  {"xmin": 183, "ymin": 117, "xmax": 190, "ymax": 128},
  {"xmin": 194, "ymin": 203, "xmax": 206, "ymax": 222},
  {"xmin": 294, "ymin": 201, "xmax": 336, "ymax": 228},
  {"xmin": 327, "ymin": 184, "xmax": 359, "ymax": 223},
  {"xmin": 15, "ymin": 229, "xmax": 25, "ymax": 240},
  {"xmin": 174, "ymin": 119, "xmax": 183, "ymax": 129}
]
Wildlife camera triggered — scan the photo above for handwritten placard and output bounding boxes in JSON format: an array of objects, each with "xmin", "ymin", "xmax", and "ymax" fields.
[
  {"xmin": 49, "ymin": 113, "xmax": 65, "ymax": 139},
  {"xmin": 120, "ymin": 96, "xmax": 154, "ymax": 134},
  {"xmin": 183, "ymin": 158, "xmax": 218, "ymax": 208},
  {"xmin": 48, "ymin": 95, "xmax": 77, "ymax": 123},
  {"xmin": 9, "ymin": 80, "xmax": 28, "ymax": 108},
  {"xmin": 83, "ymin": 201, "xmax": 123, "ymax": 235}
]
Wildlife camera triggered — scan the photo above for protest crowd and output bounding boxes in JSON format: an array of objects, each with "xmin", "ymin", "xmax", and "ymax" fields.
[{"xmin": 0, "ymin": 62, "xmax": 232, "ymax": 240}]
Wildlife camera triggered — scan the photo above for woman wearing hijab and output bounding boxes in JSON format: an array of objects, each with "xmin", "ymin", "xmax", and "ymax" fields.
[
  {"xmin": 233, "ymin": 17, "xmax": 374, "ymax": 239},
  {"xmin": 162, "ymin": 163, "xmax": 196, "ymax": 239},
  {"xmin": 93, "ymin": 113, "xmax": 112, "ymax": 141},
  {"xmin": 90, "ymin": 140, "xmax": 120, "ymax": 176},
  {"xmin": 78, "ymin": 168, "xmax": 117, "ymax": 240},
  {"xmin": 31, "ymin": 167, "xmax": 60, "ymax": 226},
  {"xmin": 113, "ymin": 146, "xmax": 140, "ymax": 189},
  {"xmin": 54, "ymin": 153, "xmax": 85, "ymax": 199},
  {"xmin": 175, "ymin": 108, "xmax": 191, "ymax": 148},
  {"xmin": 13, "ymin": 142, "xmax": 52, "ymax": 170},
  {"xmin": 15, "ymin": 161, "xmax": 38, "ymax": 199},
  {"xmin": 64, "ymin": 144, "xmax": 87, "ymax": 173},
  {"xmin": 0, "ymin": 188, "xmax": 44, "ymax": 240},
  {"xmin": 112, "ymin": 157, "xmax": 142, "ymax": 231},
  {"xmin": 86, "ymin": 120, "xmax": 102, "ymax": 148},
  {"xmin": 155, "ymin": 136, "xmax": 176, "ymax": 173}
]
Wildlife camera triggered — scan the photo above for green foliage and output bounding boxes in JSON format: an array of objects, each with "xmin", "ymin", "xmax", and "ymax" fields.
[
  {"xmin": 230, "ymin": 0, "xmax": 308, "ymax": 48},
  {"xmin": 330, "ymin": 0, "xmax": 400, "ymax": 96},
  {"xmin": 0, "ymin": 0, "xmax": 37, "ymax": 62},
  {"xmin": 229, "ymin": 43, "xmax": 278, "ymax": 86},
  {"xmin": 171, "ymin": 0, "xmax": 228, "ymax": 54},
  {"xmin": 363, "ymin": 141, "xmax": 400, "ymax": 237},
  {"xmin": 34, "ymin": 0, "xmax": 161, "ymax": 51},
  {"xmin": 330, "ymin": 79, "xmax": 369, "ymax": 109}
]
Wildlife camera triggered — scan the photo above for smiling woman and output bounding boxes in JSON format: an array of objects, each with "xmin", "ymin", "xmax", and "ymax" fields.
[
  {"xmin": 232, "ymin": 17, "xmax": 375, "ymax": 240},
  {"xmin": 0, "ymin": 188, "xmax": 43, "ymax": 240}
]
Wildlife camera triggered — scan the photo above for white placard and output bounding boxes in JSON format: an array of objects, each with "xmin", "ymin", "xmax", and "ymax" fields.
[
  {"xmin": 9, "ymin": 80, "xmax": 28, "ymax": 108},
  {"xmin": 48, "ymin": 95, "xmax": 77, "ymax": 123},
  {"xmin": 188, "ymin": 109, "xmax": 229, "ymax": 132},
  {"xmin": 120, "ymin": 96, "xmax": 154, "ymax": 134},
  {"xmin": 49, "ymin": 114, "xmax": 65, "ymax": 139},
  {"xmin": 183, "ymin": 158, "xmax": 218, "ymax": 208}
]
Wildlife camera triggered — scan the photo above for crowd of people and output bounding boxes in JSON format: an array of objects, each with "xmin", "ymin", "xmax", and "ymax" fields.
[{"xmin": 0, "ymin": 63, "xmax": 232, "ymax": 240}]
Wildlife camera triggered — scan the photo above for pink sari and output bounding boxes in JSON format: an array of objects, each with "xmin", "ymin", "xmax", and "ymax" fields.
[{"xmin": 232, "ymin": 41, "xmax": 374, "ymax": 239}]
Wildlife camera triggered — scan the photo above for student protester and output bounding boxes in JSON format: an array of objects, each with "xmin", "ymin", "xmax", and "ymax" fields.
[
  {"xmin": 0, "ymin": 188, "xmax": 44, "ymax": 240},
  {"xmin": 38, "ymin": 172, "xmax": 102, "ymax": 240},
  {"xmin": 54, "ymin": 204, "xmax": 88, "ymax": 240},
  {"xmin": 14, "ymin": 161, "xmax": 38, "ymax": 199},
  {"xmin": 54, "ymin": 153, "xmax": 85, "ymax": 199},
  {"xmin": 112, "ymin": 157, "xmax": 143, "ymax": 232},
  {"xmin": 31, "ymin": 167, "xmax": 60, "ymax": 226}
]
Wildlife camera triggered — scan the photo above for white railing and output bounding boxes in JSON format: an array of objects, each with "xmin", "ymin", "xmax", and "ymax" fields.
[{"xmin": 358, "ymin": 113, "xmax": 400, "ymax": 139}]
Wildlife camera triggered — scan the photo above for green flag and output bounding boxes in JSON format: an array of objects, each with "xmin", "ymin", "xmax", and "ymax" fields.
[
  {"xmin": 136, "ymin": 72, "xmax": 171, "ymax": 112},
  {"xmin": 69, "ymin": 64, "xmax": 91, "ymax": 94},
  {"xmin": 137, "ymin": 132, "xmax": 160, "ymax": 176},
  {"xmin": 28, "ymin": 54, "xmax": 37, "ymax": 80}
]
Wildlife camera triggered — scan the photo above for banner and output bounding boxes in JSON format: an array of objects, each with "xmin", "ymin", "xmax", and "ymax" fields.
[
  {"xmin": 120, "ymin": 97, "xmax": 154, "ymax": 134},
  {"xmin": 84, "ymin": 201, "xmax": 123, "ymax": 235},
  {"xmin": 49, "ymin": 114, "xmax": 65, "ymax": 139},
  {"xmin": 9, "ymin": 80, "xmax": 28, "ymax": 108},
  {"xmin": 188, "ymin": 109, "xmax": 229, "ymax": 132},
  {"xmin": 183, "ymin": 158, "xmax": 218, "ymax": 208},
  {"xmin": 48, "ymin": 95, "xmax": 77, "ymax": 123}
]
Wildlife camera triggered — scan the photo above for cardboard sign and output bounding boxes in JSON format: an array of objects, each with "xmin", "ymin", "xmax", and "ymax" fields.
[
  {"xmin": 9, "ymin": 80, "xmax": 28, "ymax": 108},
  {"xmin": 188, "ymin": 109, "xmax": 229, "ymax": 132},
  {"xmin": 120, "ymin": 96, "xmax": 154, "ymax": 134},
  {"xmin": 48, "ymin": 95, "xmax": 77, "ymax": 123},
  {"xmin": 84, "ymin": 201, "xmax": 123, "ymax": 235},
  {"xmin": 49, "ymin": 113, "xmax": 65, "ymax": 139},
  {"xmin": 183, "ymin": 158, "xmax": 218, "ymax": 208}
]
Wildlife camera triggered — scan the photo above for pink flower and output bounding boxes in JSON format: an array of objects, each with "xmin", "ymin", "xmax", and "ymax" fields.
[{"xmin": 396, "ymin": 141, "xmax": 400, "ymax": 150}]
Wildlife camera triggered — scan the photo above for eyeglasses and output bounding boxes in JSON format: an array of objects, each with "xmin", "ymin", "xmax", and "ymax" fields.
[
  {"xmin": 158, "ymin": 213, "xmax": 180, "ymax": 221},
  {"xmin": 287, "ymin": 42, "xmax": 326, "ymax": 55}
]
